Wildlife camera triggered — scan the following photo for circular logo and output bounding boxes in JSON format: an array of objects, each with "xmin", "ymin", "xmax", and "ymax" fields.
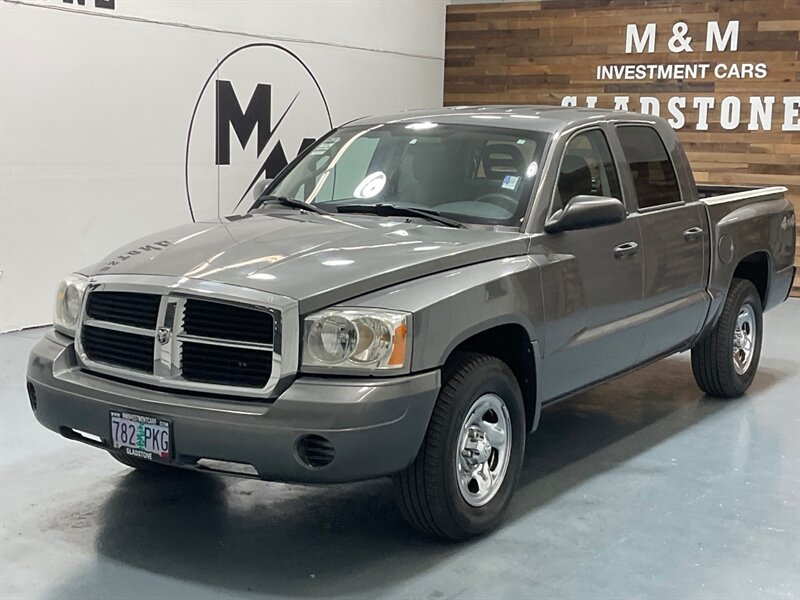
[
  {"xmin": 156, "ymin": 327, "xmax": 171, "ymax": 346},
  {"xmin": 185, "ymin": 43, "xmax": 332, "ymax": 222}
]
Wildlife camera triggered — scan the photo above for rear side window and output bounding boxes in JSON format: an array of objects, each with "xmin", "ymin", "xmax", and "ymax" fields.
[{"xmin": 617, "ymin": 126, "xmax": 681, "ymax": 209}]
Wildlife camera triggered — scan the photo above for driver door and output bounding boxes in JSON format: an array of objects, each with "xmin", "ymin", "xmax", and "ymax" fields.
[{"xmin": 537, "ymin": 127, "xmax": 645, "ymax": 400}]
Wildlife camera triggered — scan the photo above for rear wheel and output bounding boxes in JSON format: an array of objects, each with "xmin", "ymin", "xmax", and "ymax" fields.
[
  {"xmin": 691, "ymin": 278, "xmax": 763, "ymax": 398},
  {"xmin": 393, "ymin": 352, "xmax": 525, "ymax": 540}
]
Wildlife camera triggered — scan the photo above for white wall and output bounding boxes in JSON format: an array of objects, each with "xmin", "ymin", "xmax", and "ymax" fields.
[
  {"xmin": 0, "ymin": 0, "xmax": 445, "ymax": 331},
  {"xmin": 447, "ymin": 0, "xmax": 556, "ymax": 3}
]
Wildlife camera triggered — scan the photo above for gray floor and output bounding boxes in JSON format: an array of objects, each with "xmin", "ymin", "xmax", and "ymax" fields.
[{"xmin": 1, "ymin": 302, "xmax": 798, "ymax": 600}]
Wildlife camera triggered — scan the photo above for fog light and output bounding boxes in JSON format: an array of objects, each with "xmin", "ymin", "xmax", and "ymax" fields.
[
  {"xmin": 27, "ymin": 382, "xmax": 37, "ymax": 411},
  {"xmin": 296, "ymin": 434, "xmax": 335, "ymax": 468}
]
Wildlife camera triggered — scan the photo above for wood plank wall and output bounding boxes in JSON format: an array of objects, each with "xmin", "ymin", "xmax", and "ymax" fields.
[{"xmin": 445, "ymin": 0, "xmax": 800, "ymax": 295}]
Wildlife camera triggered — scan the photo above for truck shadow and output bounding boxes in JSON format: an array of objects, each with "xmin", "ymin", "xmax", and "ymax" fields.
[{"xmin": 71, "ymin": 354, "xmax": 786, "ymax": 598}]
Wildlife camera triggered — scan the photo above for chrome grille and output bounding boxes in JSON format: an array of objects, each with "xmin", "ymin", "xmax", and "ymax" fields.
[
  {"xmin": 182, "ymin": 342, "xmax": 271, "ymax": 387},
  {"xmin": 179, "ymin": 298, "xmax": 274, "ymax": 388},
  {"xmin": 86, "ymin": 291, "xmax": 160, "ymax": 329},
  {"xmin": 183, "ymin": 298, "xmax": 273, "ymax": 344},
  {"xmin": 74, "ymin": 278, "xmax": 295, "ymax": 400},
  {"xmin": 82, "ymin": 324, "xmax": 155, "ymax": 373}
]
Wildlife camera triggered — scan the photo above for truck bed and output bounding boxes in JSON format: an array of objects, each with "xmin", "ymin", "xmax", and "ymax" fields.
[
  {"xmin": 694, "ymin": 183, "xmax": 794, "ymax": 330},
  {"xmin": 696, "ymin": 183, "xmax": 785, "ymax": 202}
]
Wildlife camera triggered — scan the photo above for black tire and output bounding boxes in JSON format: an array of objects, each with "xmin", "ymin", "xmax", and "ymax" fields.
[
  {"xmin": 691, "ymin": 278, "xmax": 763, "ymax": 398},
  {"xmin": 393, "ymin": 352, "xmax": 526, "ymax": 540},
  {"xmin": 109, "ymin": 451, "xmax": 181, "ymax": 474}
]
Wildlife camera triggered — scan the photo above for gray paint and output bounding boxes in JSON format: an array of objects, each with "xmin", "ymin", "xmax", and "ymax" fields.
[
  {"xmin": 5, "ymin": 300, "xmax": 800, "ymax": 598},
  {"xmin": 351, "ymin": 105, "xmax": 622, "ymax": 135},
  {"xmin": 350, "ymin": 255, "xmax": 544, "ymax": 371},
  {"xmin": 28, "ymin": 331, "xmax": 441, "ymax": 483},
  {"xmin": 27, "ymin": 106, "xmax": 796, "ymax": 482},
  {"xmin": 85, "ymin": 213, "xmax": 530, "ymax": 315}
]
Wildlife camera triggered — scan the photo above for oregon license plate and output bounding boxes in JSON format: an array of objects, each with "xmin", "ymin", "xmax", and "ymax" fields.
[{"xmin": 110, "ymin": 410, "xmax": 171, "ymax": 463}]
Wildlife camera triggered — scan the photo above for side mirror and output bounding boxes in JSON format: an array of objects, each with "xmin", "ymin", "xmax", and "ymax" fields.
[
  {"xmin": 544, "ymin": 195, "xmax": 626, "ymax": 234},
  {"xmin": 252, "ymin": 178, "xmax": 273, "ymax": 201}
]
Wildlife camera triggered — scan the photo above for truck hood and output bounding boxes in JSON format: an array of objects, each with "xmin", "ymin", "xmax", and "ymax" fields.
[{"xmin": 88, "ymin": 212, "xmax": 529, "ymax": 312}]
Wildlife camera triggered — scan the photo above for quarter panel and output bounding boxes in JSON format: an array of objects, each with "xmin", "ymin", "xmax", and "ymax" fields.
[{"xmin": 703, "ymin": 193, "xmax": 795, "ymax": 327}]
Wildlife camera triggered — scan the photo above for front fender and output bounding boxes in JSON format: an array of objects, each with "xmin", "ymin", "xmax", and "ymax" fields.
[{"xmin": 345, "ymin": 256, "xmax": 545, "ymax": 371}]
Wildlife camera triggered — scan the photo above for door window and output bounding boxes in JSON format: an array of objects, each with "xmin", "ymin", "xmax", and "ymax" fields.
[
  {"xmin": 616, "ymin": 126, "xmax": 681, "ymax": 209},
  {"xmin": 555, "ymin": 129, "xmax": 621, "ymax": 210}
]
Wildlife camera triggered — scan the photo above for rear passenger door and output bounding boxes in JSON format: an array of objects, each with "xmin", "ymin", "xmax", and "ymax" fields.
[{"xmin": 615, "ymin": 125, "xmax": 709, "ymax": 360}]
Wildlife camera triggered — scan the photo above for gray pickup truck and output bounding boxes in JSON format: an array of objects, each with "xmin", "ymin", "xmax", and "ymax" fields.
[{"xmin": 28, "ymin": 106, "xmax": 795, "ymax": 539}]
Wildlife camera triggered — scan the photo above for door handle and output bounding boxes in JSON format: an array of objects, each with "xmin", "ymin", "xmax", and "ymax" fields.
[
  {"xmin": 613, "ymin": 241, "xmax": 639, "ymax": 259},
  {"xmin": 683, "ymin": 226, "xmax": 704, "ymax": 241}
]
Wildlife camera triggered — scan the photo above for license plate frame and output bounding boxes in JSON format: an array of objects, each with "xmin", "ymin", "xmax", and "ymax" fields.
[{"xmin": 109, "ymin": 410, "xmax": 172, "ymax": 463}]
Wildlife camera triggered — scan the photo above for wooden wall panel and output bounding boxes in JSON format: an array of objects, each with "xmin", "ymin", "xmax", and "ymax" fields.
[{"xmin": 445, "ymin": 0, "xmax": 800, "ymax": 295}]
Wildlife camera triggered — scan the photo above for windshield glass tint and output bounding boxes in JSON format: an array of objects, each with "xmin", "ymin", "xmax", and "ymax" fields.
[{"xmin": 264, "ymin": 123, "xmax": 549, "ymax": 226}]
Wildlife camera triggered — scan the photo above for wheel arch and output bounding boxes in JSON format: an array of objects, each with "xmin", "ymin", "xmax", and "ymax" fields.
[
  {"xmin": 442, "ymin": 320, "xmax": 540, "ymax": 433},
  {"xmin": 700, "ymin": 249, "xmax": 774, "ymax": 341},
  {"xmin": 731, "ymin": 250, "xmax": 771, "ymax": 307}
]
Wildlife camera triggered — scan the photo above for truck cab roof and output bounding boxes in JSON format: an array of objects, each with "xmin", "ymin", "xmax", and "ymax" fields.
[{"xmin": 348, "ymin": 105, "xmax": 663, "ymax": 135}]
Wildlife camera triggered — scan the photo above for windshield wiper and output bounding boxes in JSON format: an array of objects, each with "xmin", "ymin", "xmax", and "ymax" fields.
[
  {"xmin": 336, "ymin": 203, "xmax": 465, "ymax": 228},
  {"xmin": 256, "ymin": 195, "xmax": 331, "ymax": 216}
]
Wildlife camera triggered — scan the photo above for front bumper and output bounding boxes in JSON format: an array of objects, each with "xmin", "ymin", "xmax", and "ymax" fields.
[{"xmin": 26, "ymin": 331, "xmax": 441, "ymax": 483}]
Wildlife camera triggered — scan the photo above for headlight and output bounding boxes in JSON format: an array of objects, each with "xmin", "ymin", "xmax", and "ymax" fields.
[
  {"xmin": 53, "ymin": 274, "xmax": 88, "ymax": 336},
  {"xmin": 302, "ymin": 309, "xmax": 410, "ymax": 372}
]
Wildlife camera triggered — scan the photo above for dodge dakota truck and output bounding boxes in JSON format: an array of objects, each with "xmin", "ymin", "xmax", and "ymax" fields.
[{"xmin": 27, "ymin": 106, "xmax": 796, "ymax": 539}]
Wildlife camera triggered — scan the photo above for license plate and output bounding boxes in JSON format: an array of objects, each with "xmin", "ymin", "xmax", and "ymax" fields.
[{"xmin": 110, "ymin": 410, "xmax": 171, "ymax": 463}]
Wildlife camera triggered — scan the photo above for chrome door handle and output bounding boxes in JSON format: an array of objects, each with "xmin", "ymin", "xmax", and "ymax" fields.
[
  {"xmin": 683, "ymin": 226, "xmax": 704, "ymax": 241},
  {"xmin": 613, "ymin": 241, "xmax": 639, "ymax": 259}
]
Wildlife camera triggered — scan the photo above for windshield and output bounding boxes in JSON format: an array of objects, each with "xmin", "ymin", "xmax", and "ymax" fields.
[{"xmin": 261, "ymin": 122, "xmax": 550, "ymax": 227}]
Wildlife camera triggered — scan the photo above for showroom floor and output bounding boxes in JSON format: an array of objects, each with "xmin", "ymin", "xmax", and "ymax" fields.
[{"xmin": 1, "ymin": 301, "xmax": 798, "ymax": 600}]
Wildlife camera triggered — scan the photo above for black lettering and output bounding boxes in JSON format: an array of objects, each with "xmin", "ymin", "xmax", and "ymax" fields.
[
  {"xmin": 216, "ymin": 80, "xmax": 272, "ymax": 166},
  {"xmin": 262, "ymin": 141, "xmax": 289, "ymax": 179},
  {"xmin": 63, "ymin": 0, "xmax": 115, "ymax": 9},
  {"xmin": 236, "ymin": 138, "xmax": 313, "ymax": 205},
  {"xmin": 94, "ymin": 0, "xmax": 115, "ymax": 8},
  {"xmin": 298, "ymin": 137, "xmax": 316, "ymax": 154}
]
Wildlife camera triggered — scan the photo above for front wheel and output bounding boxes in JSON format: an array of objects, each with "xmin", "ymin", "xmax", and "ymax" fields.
[
  {"xmin": 393, "ymin": 352, "xmax": 526, "ymax": 540},
  {"xmin": 691, "ymin": 278, "xmax": 763, "ymax": 398}
]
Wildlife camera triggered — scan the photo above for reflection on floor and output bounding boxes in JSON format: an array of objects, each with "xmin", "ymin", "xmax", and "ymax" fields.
[{"xmin": 1, "ymin": 301, "xmax": 798, "ymax": 599}]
